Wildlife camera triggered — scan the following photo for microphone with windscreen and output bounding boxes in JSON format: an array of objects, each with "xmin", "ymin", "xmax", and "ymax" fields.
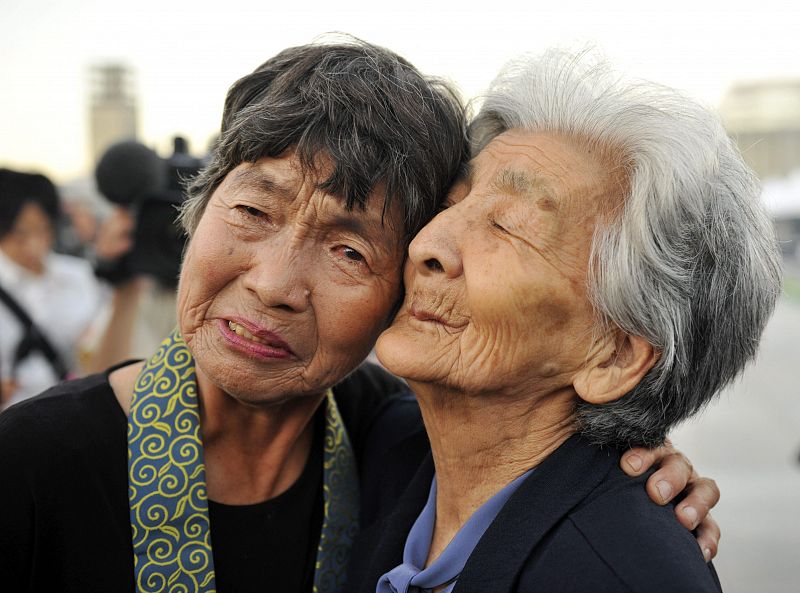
[
  {"xmin": 95, "ymin": 141, "xmax": 165, "ymax": 206},
  {"xmin": 94, "ymin": 139, "xmax": 197, "ymax": 286}
]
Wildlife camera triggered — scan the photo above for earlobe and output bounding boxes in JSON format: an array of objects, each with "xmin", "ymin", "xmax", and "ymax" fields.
[{"xmin": 574, "ymin": 333, "xmax": 659, "ymax": 404}]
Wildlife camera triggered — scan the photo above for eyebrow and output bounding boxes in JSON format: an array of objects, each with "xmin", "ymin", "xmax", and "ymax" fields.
[
  {"xmin": 490, "ymin": 169, "xmax": 559, "ymax": 212},
  {"xmin": 229, "ymin": 167, "xmax": 298, "ymax": 202},
  {"xmin": 490, "ymin": 168, "xmax": 558, "ymax": 212},
  {"xmin": 231, "ymin": 166, "xmax": 396, "ymax": 242},
  {"xmin": 324, "ymin": 210, "xmax": 365, "ymax": 232}
]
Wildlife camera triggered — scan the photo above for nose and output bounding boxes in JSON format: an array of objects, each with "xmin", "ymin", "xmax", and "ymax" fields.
[
  {"xmin": 17, "ymin": 229, "xmax": 52, "ymax": 271},
  {"xmin": 23, "ymin": 233, "xmax": 51, "ymax": 262},
  {"xmin": 407, "ymin": 208, "xmax": 463, "ymax": 278},
  {"xmin": 243, "ymin": 242, "xmax": 311, "ymax": 313}
]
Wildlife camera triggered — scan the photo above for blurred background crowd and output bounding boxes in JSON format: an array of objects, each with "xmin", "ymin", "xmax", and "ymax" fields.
[{"xmin": 1, "ymin": 2, "xmax": 798, "ymax": 591}]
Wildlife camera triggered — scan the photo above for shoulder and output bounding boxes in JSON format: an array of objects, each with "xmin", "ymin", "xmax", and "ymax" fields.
[
  {"xmin": 0, "ymin": 367, "xmax": 135, "ymax": 590},
  {"xmin": 0, "ymin": 369, "xmax": 126, "ymax": 468},
  {"xmin": 47, "ymin": 252, "xmax": 96, "ymax": 282},
  {"xmin": 460, "ymin": 436, "xmax": 721, "ymax": 593},
  {"xmin": 517, "ymin": 517, "xmax": 633, "ymax": 593},
  {"xmin": 556, "ymin": 461, "xmax": 722, "ymax": 593}
]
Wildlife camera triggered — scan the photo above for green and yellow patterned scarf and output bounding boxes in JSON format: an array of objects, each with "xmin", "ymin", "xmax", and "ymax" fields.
[{"xmin": 127, "ymin": 329, "xmax": 359, "ymax": 593}]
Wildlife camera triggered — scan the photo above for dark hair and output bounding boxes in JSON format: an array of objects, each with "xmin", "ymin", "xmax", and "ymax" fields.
[
  {"xmin": 0, "ymin": 169, "xmax": 60, "ymax": 239},
  {"xmin": 181, "ymin": 38, "xmax": 469, "ymax": 240}
]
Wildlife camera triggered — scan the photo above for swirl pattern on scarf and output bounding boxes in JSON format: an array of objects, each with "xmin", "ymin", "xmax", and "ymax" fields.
[{"xmin": 128, "ymin": 329, "xmax": 358, "ymax": 593}]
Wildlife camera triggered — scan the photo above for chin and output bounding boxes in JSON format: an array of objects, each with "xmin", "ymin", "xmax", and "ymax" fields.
[
  {"xmin": 375, "ymin": 325, "xmax": 437, "ymax": 384},
  {"xmin": 221, "ymin": 383, "xmax": 305, "ymax": 408},
  {"xmin": 374, "ymin": 324, "xmax": 406, "ymax": 373}
]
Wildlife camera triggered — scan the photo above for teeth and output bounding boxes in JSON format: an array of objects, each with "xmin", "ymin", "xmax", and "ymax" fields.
[{"xmin": 228, "ymin": 320, "xmax": 266, "ymax": 344}]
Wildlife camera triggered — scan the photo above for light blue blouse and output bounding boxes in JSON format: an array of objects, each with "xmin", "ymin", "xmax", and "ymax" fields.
[{"xmin": 376, "ymin": 468, "xmax": 533, "ymax": 593}]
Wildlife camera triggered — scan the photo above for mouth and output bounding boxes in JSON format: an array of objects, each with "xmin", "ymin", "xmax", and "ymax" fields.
[
  {"xmin": 408, "ymin": 305, "xmax": 468, "ymax": 330},
  {"xmin": 221, "ymin": 318, "xmax": 296, "ymax": 359}
]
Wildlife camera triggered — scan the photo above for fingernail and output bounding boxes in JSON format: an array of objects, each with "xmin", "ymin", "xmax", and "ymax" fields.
[
  {"xmin": 656, "ymin": 480, "xmax": 672, "ymax": 503},
  {"xmin": 702, "ymin": 547, "xmax": 711, "ymax": 562},
  {"xmin": 681, "ymin": 506, "xmax": 698, "ymax": 528},
  {"xmin": 626, "ymin": 454, "xmax": 643, "ymax": 472}
]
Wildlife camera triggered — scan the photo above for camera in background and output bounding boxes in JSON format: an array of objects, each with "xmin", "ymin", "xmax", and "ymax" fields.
[{"xmin": 94, "ymin": 137, "xmax": 203, "ymax": 287}]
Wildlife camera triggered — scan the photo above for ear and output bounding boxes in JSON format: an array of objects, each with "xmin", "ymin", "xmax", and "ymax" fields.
[{"xmin": 574, "ymin": 331, "xmax": 659, "ymax": 404}]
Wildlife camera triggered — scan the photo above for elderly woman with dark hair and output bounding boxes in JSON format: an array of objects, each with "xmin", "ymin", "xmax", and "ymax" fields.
[
  {"xmin": 0, "ymin": 41, "xmax": 720, "ymax": 593},
  {"xmin": 0, "ymin": 40, "xmax": 467, "ymax": 593},
  {"xmin": 350, "ymin": 50, "xmax": 781, "ymax": 592}
]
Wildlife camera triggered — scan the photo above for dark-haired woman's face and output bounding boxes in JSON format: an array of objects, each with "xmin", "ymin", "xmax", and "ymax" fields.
[
  {"xmin": 178, "ymin": 152, "xmax": 406, "ymax": 406},
  {"xmin": 0, "ymin": 202, "xmax": 54, "ymax": 274}
]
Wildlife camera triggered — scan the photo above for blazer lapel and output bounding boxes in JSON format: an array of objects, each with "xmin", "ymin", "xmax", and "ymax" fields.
[
  {"xmin": 454, "ymin": 435, "xmax": 618, "ymax": 593},
  {"xmin": 349, "ymin": 445, "xmax": 435, "ymax": 593}
]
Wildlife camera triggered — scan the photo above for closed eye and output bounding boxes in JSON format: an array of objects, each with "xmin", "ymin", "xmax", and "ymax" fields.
[
  {"xmin": 490, "ymin": 218, "xmax": 508, "ymax": 233},
  {"xmin": 238, "ymin": 205, "xmax": 267, "ymax": 219}
]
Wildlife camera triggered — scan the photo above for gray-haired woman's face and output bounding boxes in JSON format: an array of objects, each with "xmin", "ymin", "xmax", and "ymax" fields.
[
  {"xmin": 177, "ymin": 151, "xmax": 405, "ymax": 405},
  {"xmin": 376, "ymin": 129, "xmax": 615, "ymax": 397}
]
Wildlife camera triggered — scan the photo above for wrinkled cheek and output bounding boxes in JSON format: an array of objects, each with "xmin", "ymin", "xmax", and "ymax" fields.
[
  {"xmin": 320, "ymin": 290, "xmax": 395, "ymax": 365},
  {"xmin": 457, "ymin": 325, "xmax": 509, "ymax": 374},
  {"xmin": 418, "ymin": 330, "xmax": 472, "ymax": 388},
  {"xmin": 325, "ymin": 305, "xmax": 382, "ymax": 357},
  {"xmin": 532, "ymin": 298, "xmax": 574, "ymax": 339},
  {"xmin": 177, "ymin": 248, "xmax": 222, "ymax": 340},
  {"xmin": 176, "ymin": 284, "xmax": 207, "ymax": 343}
]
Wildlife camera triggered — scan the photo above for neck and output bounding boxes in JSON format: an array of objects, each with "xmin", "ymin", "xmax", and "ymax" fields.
[
  {"xmin": 197, "ymin": 368, "xmax": 326, "ymax": 505},
  {"xmin": 409, "ymin": 379, "xmax": 576, "ymax": 564},
  {"xmin": 0, "ymin": 246, "xmax": 45, "ymax": 276}
]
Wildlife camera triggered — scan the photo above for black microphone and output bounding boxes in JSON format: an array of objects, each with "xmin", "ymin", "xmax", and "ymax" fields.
[{"xmin": 94, "ymin": 141, "xmax": 165, "ymax": 205}]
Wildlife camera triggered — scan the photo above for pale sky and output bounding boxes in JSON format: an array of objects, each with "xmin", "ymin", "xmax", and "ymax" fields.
[{"xmin": 1, "ymin": 0, "xmax": 798, "ymax": 183}]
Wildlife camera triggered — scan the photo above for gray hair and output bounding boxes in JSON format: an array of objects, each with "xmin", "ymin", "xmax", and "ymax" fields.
[
  {"xmin": 180, "ymin": 38, "xmax": 469, "ymax": 241},
  {"xmin": 471, "ymin": 49, "xmax": 783, "ymax": 447}
]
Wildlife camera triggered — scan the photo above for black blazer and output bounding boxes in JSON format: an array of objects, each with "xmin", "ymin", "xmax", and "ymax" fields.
[{"xmin": 349, "ymin": 433, "xmax": 722, "ymax": 593}]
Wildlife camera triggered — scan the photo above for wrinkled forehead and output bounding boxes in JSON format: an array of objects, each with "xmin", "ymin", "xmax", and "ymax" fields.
[
  {"xmin": 225, "ymin": 156, "xmax": 405, "ymax": 238},
  {"xmin": 460, "ymin": 130, "xmax": 626, "ymax": 213}
]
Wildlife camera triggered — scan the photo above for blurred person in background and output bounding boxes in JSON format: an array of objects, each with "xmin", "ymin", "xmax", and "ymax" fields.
[{"xmin": 0, "ymin": 168, "xmax": 103, "ymax": 408}]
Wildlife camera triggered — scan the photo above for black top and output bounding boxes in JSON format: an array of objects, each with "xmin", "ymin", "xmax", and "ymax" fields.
[
  {"xmin": 349, "ymin": 433, "xmax": 723, "ymax": 593},
  {"xmin": 0, "ymin": 361, "xmax": 423, "ymax": 593},
  {"xmin": 207, "ymin": 409, "xmax": 323, "ymax": 593}
]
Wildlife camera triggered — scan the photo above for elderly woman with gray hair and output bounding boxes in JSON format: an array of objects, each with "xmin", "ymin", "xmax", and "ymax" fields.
[{"xmin": 349, "ymin": 49, "xmax": 781, "ymax": 593}]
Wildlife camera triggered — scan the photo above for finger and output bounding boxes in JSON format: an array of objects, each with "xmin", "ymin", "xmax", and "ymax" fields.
[
  {"xmin": 620, "ymin": 446, "xmax": 660, "ymax": 476},
  {"xmin": 675, "ymin": 477, "xmax": 721, "ymax": 530},
  {"xmin": 644, "ymin": 450, "xmax": 694, "ymax": 505},
  {"xmin": 620, "ymin": 438, "xmax": 675, "ymax": 476},
  {"xmin": 694, "ymin": 513, "xmax": 721, "ymax": 562}
]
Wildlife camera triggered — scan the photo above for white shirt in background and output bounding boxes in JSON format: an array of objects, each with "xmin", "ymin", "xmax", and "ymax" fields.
[{"xmin": 0, "ymin": 249, "xmax": 103, "ymax": 407}]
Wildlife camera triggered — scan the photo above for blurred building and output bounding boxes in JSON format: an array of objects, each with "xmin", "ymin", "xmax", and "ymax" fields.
[
  {"xmin": 88, "ymin": 65, "xmax": 138, "ymax": 165},
  {"xmin": 720, "ymin": 78, "xmax": 800, "ymax": 180},
  {"xmin": 721, "ymin": 79, "xmax": 800, "ymax": 258}
]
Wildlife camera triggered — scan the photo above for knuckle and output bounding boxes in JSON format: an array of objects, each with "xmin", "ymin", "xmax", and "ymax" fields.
[
  {"xmin": 705, "ymin": 541, "xmax": 719, "ymax": 560},
  {"xmin": 675, "ymin": 452, "xmax": 693, "ymax": 475},
  {"xmin": 696, "ymin": 477, "xmax": 721, "ymax": 503}
]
